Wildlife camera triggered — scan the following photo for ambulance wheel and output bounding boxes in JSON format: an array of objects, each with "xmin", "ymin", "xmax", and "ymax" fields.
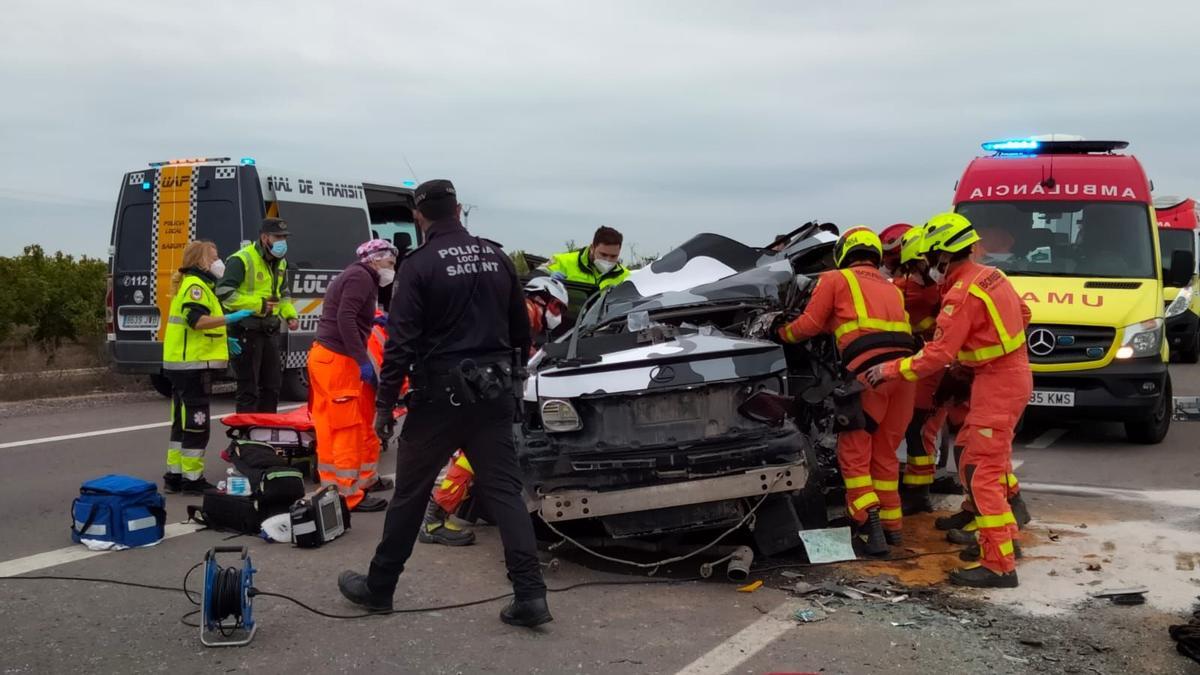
[
  {"xmin": 281, "ymin": 368, "xmax": 309, "ymax": 402},
  {"xmin": 1125, "ymin": 376, "xmax": 1171, "ymax": 445},
  {"xmin": 149, "ymin": 374, "xmax": 173, "ymax": 398},
  {"xmin": 1180, "ymin": 331, "xmax": 1200, "ymax": 364}
]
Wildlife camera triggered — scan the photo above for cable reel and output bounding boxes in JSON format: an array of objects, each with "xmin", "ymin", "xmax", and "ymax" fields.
[{"xmin": 201, "ymin": 546, "xmax": 257, "ymax": 647}]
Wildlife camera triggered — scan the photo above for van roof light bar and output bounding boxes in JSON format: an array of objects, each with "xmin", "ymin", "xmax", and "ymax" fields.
[
  {"xmin": 148, "ymin": 157, "xmax": 233, "ymax": 168},
  {"xmin": 981, "ymin": 138, "xmax": 1129, "ymax": 155}
]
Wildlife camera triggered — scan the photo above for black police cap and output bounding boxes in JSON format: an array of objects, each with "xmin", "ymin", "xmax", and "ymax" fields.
[
  {"xmin": 414, "ymin": 179, "xmax": 457, "ymax": 206},
  {"xmin": 260, "ymin": 217, "xmax": 290, "ymax": 236}
]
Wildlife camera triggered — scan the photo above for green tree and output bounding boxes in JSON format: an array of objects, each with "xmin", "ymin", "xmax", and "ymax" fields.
[{"xmin": 0, "ymin": 245, "xmax": 107, "ymax": 362}]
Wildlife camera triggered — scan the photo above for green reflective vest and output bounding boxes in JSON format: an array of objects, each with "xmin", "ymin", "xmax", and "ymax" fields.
[
  {"xmin": 222, "ymin": 243, "xmax": 297, "ymax": 319},
  {"xmin": 164, "ymin": 273, "xmax": 228, "ymax": 369},
  {"xmin": 545, "ymin": 248, "xmax": 629, "ymax": 289}
]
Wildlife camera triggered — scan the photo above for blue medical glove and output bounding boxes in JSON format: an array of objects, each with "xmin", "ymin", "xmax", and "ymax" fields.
[
  {"xmin": 227, "ymin": 337, "xmax": 243, "ymax": 357},
  {"xmin": 372, "ymin": 313, "xmax": 389, "ymax": 327},
  {"xmin": 225, "ymin": 309, "xmax": 254, "ymax": 325},
  {"xmin": 359, "ymin": 361, "xmax": 378, "ymax": 388}
]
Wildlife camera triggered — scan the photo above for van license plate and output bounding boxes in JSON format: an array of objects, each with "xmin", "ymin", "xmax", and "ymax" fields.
[
  {"xmin": 1029, "ymin": 390, "xmax": 1074, "ymax": 407},
  {"xmin": 118, "ymin": 312, "xmax": 160, "ymax": 331}
]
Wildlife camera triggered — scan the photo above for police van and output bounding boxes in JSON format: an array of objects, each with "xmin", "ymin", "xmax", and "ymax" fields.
[
  {"xmin": 106, "ymin": 157, "xmax": 418, "ymax": 399},
  {"xmin": 1154, "ymin": 195, "xmax": 1200, "ymax": 362},
  {"xmin": 952, "ymin": 135, "xmax": 1190, "ymax": 443}
]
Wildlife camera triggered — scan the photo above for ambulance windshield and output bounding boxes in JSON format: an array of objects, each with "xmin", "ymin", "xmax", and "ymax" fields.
[{"xmin": 956, "ymin": 201, "xmax": 1155, "ymax": 279}]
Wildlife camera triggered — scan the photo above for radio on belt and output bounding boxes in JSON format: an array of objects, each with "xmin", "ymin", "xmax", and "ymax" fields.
[{"xmin": 289, "ymin": 485, "xmax": 348, "ymax": 548}]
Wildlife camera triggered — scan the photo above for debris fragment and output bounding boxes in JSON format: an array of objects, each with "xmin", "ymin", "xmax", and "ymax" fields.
[
  {"xmin": 1002, "ymin": 654, "xmax": 1029, "ymax": 665},
  {"xmin": 1048, "ymin": 531, "xmax": 1061, "ymax": 542},
  {"xmin": 1091, "ymin": 587, "xmax": 1149, "ymax": 598},
  {"xmin": 780, "ymin": 570, "xmax": 804, "ymax": 579},
  {"xmin": 890, "ymin": 621, "xmax": 916, "ymax": 628},
  {"xmin": 792, "ymin": 606, "xmax": 828, "ymax": 623},
  {"xmin": 737, "ymin": 580, "xmax": 763, "ymax": 593},
  {"xmin": 798, "ymin": 527, "xmax": 857, "ymax": 563},
  {"xmin": 791, "ymin": 581, "xmax": 820, "ymax": 596},
  {"xmin": 1111, "ymin": 593, "xmax": 1146, "ymax": 606},
  {"xmin": 1086, "ymin": 562, "xmax": 1102, "ymax": 572},
  {"xmin": 1078, "ymin": 523, "xmax": 1088, "ymax": 529},
  {"xmin": 889, "ymin": 594, "xmax": 909, "ymax": 604},
  {"xmin": 1019, "ymin": 638, "xmax": 1045, "ymax": 648}
]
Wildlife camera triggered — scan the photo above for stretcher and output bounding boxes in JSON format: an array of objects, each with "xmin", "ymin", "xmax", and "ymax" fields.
[{"xmin": 221, "ymin": 406, "xmax": 406, "ymax": 482}]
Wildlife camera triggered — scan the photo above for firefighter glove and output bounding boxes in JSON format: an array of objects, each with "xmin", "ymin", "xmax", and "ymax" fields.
[
  {"xmin": 359, "ymin": 361, "xmax": 379, "ymax": 388},
  {"xmin": 862, "ymin": 364, "xmax": 886, "ymax": 388}
]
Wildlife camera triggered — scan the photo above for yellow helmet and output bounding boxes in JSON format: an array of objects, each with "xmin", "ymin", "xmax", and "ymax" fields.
[
  {"xmin": 899, "ymin": 227, "xmax": 925, "ymax": 265},
  {"xmin": 833, "ymin": 226, "xmax": 883, "ymax": 268},
  {"xmin": 923, "ymin": 213, "xmax": 980, "ymax": 255}
]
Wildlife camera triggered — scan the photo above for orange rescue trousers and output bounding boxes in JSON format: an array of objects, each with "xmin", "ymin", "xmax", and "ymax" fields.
[
  {"xmin": 840, "ymin": 378, "xmax": 914, "ymax": 532},
  {"xmin": 308, "ymin": 342, "xmax": 380, "ymax": 510}
]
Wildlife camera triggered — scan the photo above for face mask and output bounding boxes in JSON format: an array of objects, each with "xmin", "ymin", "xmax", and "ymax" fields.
[
  {"xmin": 208, "ymin": 259, "xmax": 226, "ymax": 278},
  {"xmin": 545, "ymin": 308, "xmax": 563, "ymax": 330},
  {"xmin": 929, "ymin": 264, "xmax": 948, "ymax": 285},
  {"xmin": 594, "ymin": 258, "xmax": 616, "ymax": 274},
  {"xmin": 270, "ymin": 240, "xmax": 288, "ymax": 258},
  {"xmin": 376, "ymin": 267, "xmax": 395, "ymax": 287}
]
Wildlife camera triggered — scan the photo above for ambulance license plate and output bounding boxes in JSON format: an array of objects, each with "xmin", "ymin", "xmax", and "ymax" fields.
[
  {"xmin": 118, "ymin": 309, "xmax": 160, "ymax": 331},
  {"xmin": 1029, "ymin": 390, "xmax": 1074, "ymax": 407}
]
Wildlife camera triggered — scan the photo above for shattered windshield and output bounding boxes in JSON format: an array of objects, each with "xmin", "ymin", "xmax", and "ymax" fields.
[{"xmin": 579, "ymin": 233, "xmax": 795, "ymax": 330}]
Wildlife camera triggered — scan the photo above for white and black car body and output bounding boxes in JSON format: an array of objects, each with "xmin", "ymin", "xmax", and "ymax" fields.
[{"xmin": 517, "ymin": 225, "xmax": 844, "ymax": 553}]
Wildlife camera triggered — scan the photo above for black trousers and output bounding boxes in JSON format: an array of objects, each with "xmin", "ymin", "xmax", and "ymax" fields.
[
  {"xmin": 230, "ymin": 327, "xmax": 282, "ymax": 413},
  {"xmin": 167, "ymin": 370, "xmax": 212, "ymax": 480},
  {"xmin": 368, "ymin": 396, "xmax": 546, "ymax": 600}
]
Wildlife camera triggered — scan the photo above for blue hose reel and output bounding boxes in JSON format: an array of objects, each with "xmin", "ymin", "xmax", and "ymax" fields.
[{"xmin": 201, "ymin": 546, "xmax": 257, "ymax": 647}]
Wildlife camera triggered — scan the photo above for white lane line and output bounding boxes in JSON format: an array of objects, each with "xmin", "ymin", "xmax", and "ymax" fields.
[
  {"xmin": 674, "ymin": 600, "xmax": 801, "ymax": 675},
  {"xmin": 1025, "ymin": 427, "xmax": 1068, "ymax": 449},
  {"xmin": 0, "ymin": 404, "xmax": 303, "ymax": 450},
  {"xmin": 0, "ymin": 471, "xmax": 397, "ymax": 577},
  {"xmin": 0, "ymin": 522, "xmax": 202, "ymax": 577},
  {"xmin": 1021, "ymin": 481, "xmax": 1200, "ymax": 510}
]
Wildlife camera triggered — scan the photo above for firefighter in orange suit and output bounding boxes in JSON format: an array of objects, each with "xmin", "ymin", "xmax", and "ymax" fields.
[
  {"xmin": 778, "ymin": 226, "xmax": 916, "ymax": 556},
  {"xmin": 419, "ymin": 276, "xmax": 571, "ymax": 545},
  {"xmin": 308, "ymin": 239, "xmax": 398, "ymax": 512},
  {"xmin": 865, "ymin": 213, "xmax": 1031, "ymax": 588},
  {"xmin": 359, "ymin": 310, "xmax": 394, "ymax": 494}
]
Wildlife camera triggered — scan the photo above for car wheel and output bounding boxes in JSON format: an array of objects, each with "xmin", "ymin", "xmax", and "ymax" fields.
[
  {"xmin": 281, "ymin": 368, "xmax": 309, "ymax": 402},
  {"xmin": 1124, "ymin": 375, "xmax": 1171, "ymax": 444},
  {"xmin": 149, "ymin": 373, "xmax": 172, "ymax": 398}
]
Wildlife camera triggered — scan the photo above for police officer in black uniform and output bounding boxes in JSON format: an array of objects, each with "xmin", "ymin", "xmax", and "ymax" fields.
[{"xmin": 338, "ymin": 179, "xmax": 551, "ymax": 627}]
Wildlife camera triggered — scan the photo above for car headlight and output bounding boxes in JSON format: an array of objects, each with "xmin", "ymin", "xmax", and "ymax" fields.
[
  {"xmin": 1115, "ymin": 318, "xmax": 1163, "ymax": 359},
  {"xmin": 1166, "ymin": 286, "xmax": 1194, "ymax": 318},
  {"xmin": 540, "ymin": 399, "xmax": 582, "ymax": 432}
]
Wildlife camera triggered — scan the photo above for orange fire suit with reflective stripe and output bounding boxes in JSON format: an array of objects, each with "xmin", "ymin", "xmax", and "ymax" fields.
[
  {"xmin": 780, "ymin": 264, "xmax": 915, "ymax": 531},
  {"xmin": 894, "ymin": 275, "xmax": 944, "ymax": 487},
  {"xmin": 882, "ymin": 260, "xmax": 1032, "ymax": 573}
]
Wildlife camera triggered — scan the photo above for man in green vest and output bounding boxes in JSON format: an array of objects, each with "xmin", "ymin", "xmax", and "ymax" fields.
[
  {"xmin": 216, "ymin": 217, "xmax": 299, "ymax": 413},
  {"xmin": 542, "ymin": 226, "xmax": 630, "ymax": 312}
]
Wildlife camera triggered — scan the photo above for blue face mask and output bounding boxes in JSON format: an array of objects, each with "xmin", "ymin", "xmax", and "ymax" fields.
[{"xmin": 270, "ymin": 240, "xmax": 288, "ymax": 258}]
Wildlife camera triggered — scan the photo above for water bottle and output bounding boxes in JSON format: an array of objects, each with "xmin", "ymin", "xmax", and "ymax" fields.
[{"xmin": 226, "ymin": 467, "xmax": 251, "ymax": 496}]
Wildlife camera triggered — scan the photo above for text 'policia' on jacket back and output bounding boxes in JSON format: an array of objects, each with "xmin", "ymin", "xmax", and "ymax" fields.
[
  {"xmin": 952, "ymin": 135, "xmax": 1186, "ymax": 444},
  {"xmin": 106, "ymin": 156, "xmax": 420, "ymax": 400}
]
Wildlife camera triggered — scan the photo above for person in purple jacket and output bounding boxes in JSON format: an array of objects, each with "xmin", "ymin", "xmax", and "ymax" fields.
[{"xmin": 307, "ymin": 238, "xmax": 398, "ymax": 513}]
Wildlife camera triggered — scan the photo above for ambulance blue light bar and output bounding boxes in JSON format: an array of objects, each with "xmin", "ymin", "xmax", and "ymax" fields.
[
  {"xmin": 982, "ymin": 139, "xmax": 1040, "ymax": 153},
  {"xmin": 402, "ymin": 180, "xmax": 416, "ymax": 188},
  {"xmin": 141, "ymin": 181, "xmax": 152, "ymax": 191},
  {"xmin": 147, "ymin": 156, "xmax": 232, "ymax": 168},
  {"xmin": 240, "ymin": 157, "xmax": 256, "ymax": 165}
]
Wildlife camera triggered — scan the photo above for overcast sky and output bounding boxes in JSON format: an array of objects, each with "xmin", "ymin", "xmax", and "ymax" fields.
[{"xmin": 3, "ymin": 1, "xmax": 1200, "ymax": 261}]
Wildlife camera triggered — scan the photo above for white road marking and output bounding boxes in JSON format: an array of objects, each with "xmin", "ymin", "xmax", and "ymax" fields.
[
  {"xmin": 1025, "ymin": 427, "xmax": 1068, "ymax": 449},
  {"xmin": 673, "ymin": 600, "xmax": 802, "ymax": 675},
  {"xmin": 0, "ymin": 522, "xmax": 202, "ymax": 577},
  {"xmin": 0, "ymin": 404, "xmax": 303, "ymax": 450},
  {"xmin": 1021, "ymin": 481, "xmax": 1200, "ymax": 510}
]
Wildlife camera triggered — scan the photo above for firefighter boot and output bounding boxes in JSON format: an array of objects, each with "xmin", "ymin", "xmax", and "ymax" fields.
[
  {"xmin": 900, "ymin": 486, "xmax": 933, "ymax": 514},
  {"xmin": 419, "ymin": 501, "xmax": 476, "ymax": 546},
  {"xmin": 947, "ymin": 527, "xmax": 977, "ymax": 545},
  {"xmin": 959, "ymin": 541, "xmax": 1023, "ymax": 562},
  {"xmin": 936, "ymin": 509, "xmax": 975, "ymax": 531},
  {"xmin": 1009, "ymin": 493, "xmax": 1032, "ymax": 528},
  {"xmin": 885, "ymin": 529, "xmax": 903, "ymax": 546},
  {"xmin": 163, "ymin": 473, "xmax": 183, "ymax": 494},
  {"xmin": 859, "ymin": 508, "xmax": 889, "ymax": 557},
  {"xmin": 949, "ymin": 565, "xmax": 1019, "ymax": 588}
]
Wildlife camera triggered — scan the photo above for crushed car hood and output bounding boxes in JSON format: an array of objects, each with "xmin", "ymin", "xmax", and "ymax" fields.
[{"xmin": 530, "ymin": 334, "xmax": 786, "ymax": 398}]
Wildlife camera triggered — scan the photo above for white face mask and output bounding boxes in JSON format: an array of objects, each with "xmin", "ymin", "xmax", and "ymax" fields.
[
  {"xmin": 545, "ymin": 309, "xmax": 562, "ymax": 330},
  {"xmin": 208, "ymin": 259, "xmax": 226, "ymax": 278},
  {"xmin": 376, "ymin": 267, "xmax": 395, "ymax": 287},
  {"xmin": 929, "ymin": 265, "xmax": 947, "ymax": 285},
  {"xmin": 594, "ymin": 258, "xmax": 617, "ymax": 274}
]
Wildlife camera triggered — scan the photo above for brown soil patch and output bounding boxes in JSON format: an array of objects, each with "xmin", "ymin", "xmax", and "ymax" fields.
[{"xmin": 847, "ymin": 512, "xmax": 965, "ymax": 586}]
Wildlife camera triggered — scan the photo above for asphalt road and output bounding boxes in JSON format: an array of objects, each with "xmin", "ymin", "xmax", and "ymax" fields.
[{"xmin": 1, "ymin": 365, "xmax": 1198, "ymax": 673}]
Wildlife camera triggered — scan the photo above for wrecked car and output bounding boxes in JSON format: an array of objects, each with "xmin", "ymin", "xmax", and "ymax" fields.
[{"xmin": 516, "ymin": 224, "xmax": 848, "ymax": 558}]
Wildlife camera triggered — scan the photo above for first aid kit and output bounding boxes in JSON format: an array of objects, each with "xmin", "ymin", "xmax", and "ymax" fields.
[{"xmin": 71, "ymin": 475, "xmax": 166, "ymax": 548}]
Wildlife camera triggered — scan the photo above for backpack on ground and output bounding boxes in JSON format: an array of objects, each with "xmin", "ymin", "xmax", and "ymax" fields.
[
  {"xmin": 226, "ymin": 439, "xmax": 306, "ymax": 516},
  {"xmin": 71, "ymin": 475, "xmax": 166, "ymax": 548}
]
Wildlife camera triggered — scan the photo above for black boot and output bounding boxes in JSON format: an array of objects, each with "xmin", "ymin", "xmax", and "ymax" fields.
[
  {"xmin": 935, "ymin": 509, "xmax": 975, "ymax": 531},
  {"xmin": 337, "ymin": 570, "xmax": 393, "ymax": 611},
  {"xmin": 181, "ymin": 477, "xmax": 216, "ymax": 494},
  {"xmin": 959, "ymin": 540, "xmax": 1023, "ymax": 562},
  {"xmin": 353, "ymin": 495, "xmax": 389, "ymax": 512},
  {"xmin": 900, "ymin": 486, "xmax": 934, "ymax": 514},
  {"xmin": 859, "ymin": 508, "xmax": 889, "ymax": 557},
  {"xmin": 949, "ymin": 565, "xmax": 1018, "ymax": 588},
  {"xmin": 419, "ymin": 501, "xmax": 476, "ymax": 546},
  {"xmin": 884, "ymin": 529, "xmax": 903, "ymax": 546},
  {"xmin": 500, "ymin": 597, "xmax": 553, "ymax": 627},
  {"xmin": 1009, "ymin": 493, "xmax": 1032, "ymax": 528},
  {"xmin": 366, "ymin": 476, "xmax": 395, "ymax": 493},
  {"xmin": 946, "ymin": 527, "xmax": 977, "ymax": 545},
  {"xmin": 163, "ymin": 473, "xmax": 183, "ymax": 494}
]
